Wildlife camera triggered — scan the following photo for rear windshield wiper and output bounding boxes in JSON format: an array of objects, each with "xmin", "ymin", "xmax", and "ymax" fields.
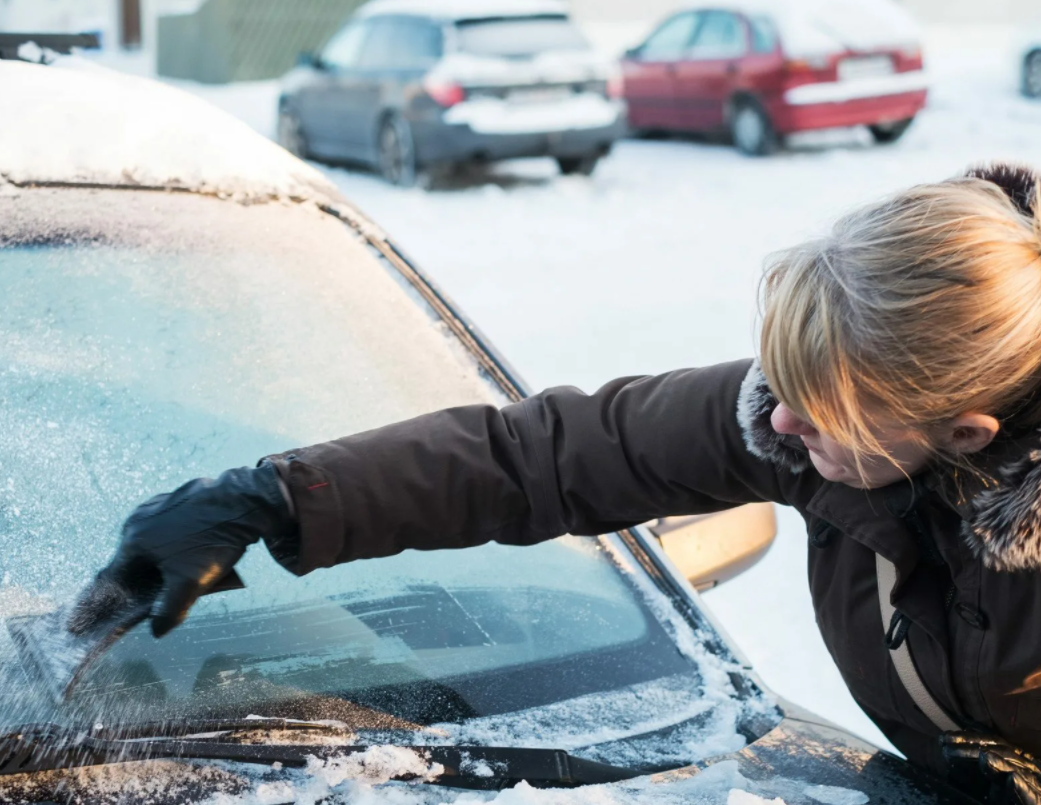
[{"xmin": 0, "ymin": 723, "xmax": 640, "ymax": 789}]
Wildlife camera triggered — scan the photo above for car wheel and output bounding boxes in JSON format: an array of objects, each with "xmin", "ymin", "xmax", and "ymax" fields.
[
  {"xmin": 1023, "ymin": 50, "xmax": 1041, "ymax": 98},
  {"xmin": 556, "ymin": 155, "xmax": 601, "ymax": 176},
  {"xmin": 868, "ymin": 117, "xmax": 914, "ymax": 144},
  {"xmin": 377, "ymin": 113, "xmax": 417, "ymax": 187},
  {"xmin": 276, "ymin": 108, "xmax": 309, "ymax": 159},
  {"xmin": 730, "ymin": 100, "xmax": 778, "ymax": 157}
]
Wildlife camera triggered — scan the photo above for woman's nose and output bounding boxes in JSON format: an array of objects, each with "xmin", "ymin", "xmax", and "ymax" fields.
[{"xmin": 771, "ymin": 403, "xmax": 817, "ymax": 438}]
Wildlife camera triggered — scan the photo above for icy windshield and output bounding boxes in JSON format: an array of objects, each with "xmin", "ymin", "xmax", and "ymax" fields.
[
  {"xmin": 454, "ymin": 15, "xmax": 588, "ymax": 58},
  {"xmin": 0, "ymin": 188, "xmax": 774, "ymax": 765}
]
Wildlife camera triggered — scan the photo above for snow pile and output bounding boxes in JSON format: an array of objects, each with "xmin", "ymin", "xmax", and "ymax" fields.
[
  {"xmin": 200, "ymin": 756, "xmax": 868, "ymax": 805},
  {"xmin": 0, "ymin": 60, "xmax": 339, "ymax": 203},
  {"xmin": 802, "ymin": 785, "xmax": 868, "ymax": 805},
  {"xmin": 727, "ymin": 791, "xmax": 786, "ymax": 805}
]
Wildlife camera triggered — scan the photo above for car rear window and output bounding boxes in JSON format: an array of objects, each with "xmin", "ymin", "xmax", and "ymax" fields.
[
  {"xmin": 453, "ymin": 14, "xmax": 588, "ymax": 58},
  {"xmin": 749, "ymin": 15, "xmax": 778, "ymax": 54}
]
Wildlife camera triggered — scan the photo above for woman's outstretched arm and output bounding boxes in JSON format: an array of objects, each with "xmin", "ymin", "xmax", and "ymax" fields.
[{"xmin": 268, "ymin": 358, "xmax": 791, "ymax": 574}]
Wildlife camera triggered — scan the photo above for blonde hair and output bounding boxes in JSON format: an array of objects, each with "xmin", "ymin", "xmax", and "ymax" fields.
[{"xmin": 760, "ymin": 166, "xmax": 1041, "ymax": 467}]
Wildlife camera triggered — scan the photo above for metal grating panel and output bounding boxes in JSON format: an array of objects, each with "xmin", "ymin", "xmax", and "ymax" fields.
[{"xmin": 158, "ymin": 0, "xmax": 365, "ymax": 84}]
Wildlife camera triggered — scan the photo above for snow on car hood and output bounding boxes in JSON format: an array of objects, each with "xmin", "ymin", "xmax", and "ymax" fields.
[{"xmin": 0, "ymin": 60, "xmax": 341, "ymax": 203}]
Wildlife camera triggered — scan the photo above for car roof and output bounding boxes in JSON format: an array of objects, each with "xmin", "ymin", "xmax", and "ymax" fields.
[
  {"xmin": 669, "ymin": 0, "xmax": 920, "ymax": 53},
  {"xmin": 0, "ymin": 59, "xmax": 342, "ymax": 204},
  {"xmin": 356, "ymin": 0, "xmax": 570, "ymax": 22}
]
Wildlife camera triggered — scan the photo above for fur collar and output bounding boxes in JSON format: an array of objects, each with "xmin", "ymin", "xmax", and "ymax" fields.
[
  {"xmin": 736, "ymin": 361, "xmax": 812, "ymax": 474},
  {"xmin": 736, "ymin": 361, "xmax": 1041, "ymax": 572}
]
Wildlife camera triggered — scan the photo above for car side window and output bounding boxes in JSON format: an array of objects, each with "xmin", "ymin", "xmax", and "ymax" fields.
[
  {"xmin": 638, "ymin": 12, "xmax": 699, "ymax": 61},
  {"xmin": 687, "ymin": 11, "xmax": 747, "ymax": 59},
  {"xmin": 395, "ymin": 17, "xmax": 444, "ymax": 70},
  {"xmin": 321, "ymin": 20, "xmax": 371, "ymax": 70},
  {"xmin": 748, "ymin": 15, "xmax": 778, "ymax": 53},
  {"xmin": 357, "ymin": 18, "xmax": 399, "ymax": 70}
]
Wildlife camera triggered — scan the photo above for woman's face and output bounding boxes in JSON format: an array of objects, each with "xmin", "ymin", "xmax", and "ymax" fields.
[{"xmin": 769, "ymin": 403, "xmax": 932, "ymax": 489}]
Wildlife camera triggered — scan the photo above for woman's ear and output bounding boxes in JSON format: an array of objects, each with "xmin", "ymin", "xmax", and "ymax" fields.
[{"xmin": 936, "ymin": 413, "xmax": 1001, "ymax": 455}]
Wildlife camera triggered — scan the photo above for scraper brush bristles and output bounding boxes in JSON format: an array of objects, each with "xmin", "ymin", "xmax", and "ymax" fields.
[{"xmin": 7, "ymin": 599, "xmax": 152, "ymax": 704}]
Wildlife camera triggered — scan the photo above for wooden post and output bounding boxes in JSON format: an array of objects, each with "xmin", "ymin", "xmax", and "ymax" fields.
[{"xmin": 121, "ymin": 0, "xmax": 142, "ymax": 49}]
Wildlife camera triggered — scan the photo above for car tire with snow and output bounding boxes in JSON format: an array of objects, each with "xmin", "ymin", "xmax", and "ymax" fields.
[
  {"xmin": 556, "ymin": 155, "xmax": 601, "ymax": 176},
  {"xmin": 277, "ymin": 108, "xmax": 309, "ymax": 159},
  {"xmin": 730, "ymin": 100, "xmax": 778, "ymax": 157},
  {"xmin": 868, "ymin": 118, "xmax": 914, "ymax": 144},
  {"xmin": 377, "ymin": 113, "xmax": 417, "ymax": 187},
  {"xmin": 1023, "ymin": 50, "xmax": 1041, "ymax": 98}
]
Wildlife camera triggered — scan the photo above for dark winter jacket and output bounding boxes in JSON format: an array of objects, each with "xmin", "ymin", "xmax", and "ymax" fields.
[{"xmin": 266, "ymin": 359, "xmax": 1041, "ymax": 774}]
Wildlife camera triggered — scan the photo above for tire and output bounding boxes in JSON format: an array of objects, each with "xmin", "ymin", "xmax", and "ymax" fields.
[
  {"xmin": 377, "ymin": 113, "xmax": 417, "ymax": 187},
  {"xmin": 276, "ymin": 108, "xmax": 309, "ymax": 159},
  {"xmin": 556, "ymin": 154, "xmax": 601, "ymax": 176},
  {"xmin": 1023, "ymin": 50, "xmax": 1041, "ymax": 98},
  {"xmin": 730, "ymin": 100, "xmax": 778, "ymax": 157},
  {"xmin": 868, "ymin": 117, "xmax": 915, "ymax": 144}
]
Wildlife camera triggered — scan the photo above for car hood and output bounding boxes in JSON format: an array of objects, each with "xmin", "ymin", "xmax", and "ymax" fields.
[
  {"xmin": 0, "ymin": 715, "xmax": 976, "ymax": 804},
  {"xmin": 0, "ymin": 60, "xmax": 341, "ymax": 205}
]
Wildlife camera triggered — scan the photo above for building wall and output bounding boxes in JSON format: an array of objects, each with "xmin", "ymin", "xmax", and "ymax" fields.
[
  {"xmin": 0, "ymin": 0, "xmax": 203, "ymax": 51},
  {"xmin": 0, "ymin": 0, "xmax": 117, "ymax": 45}
]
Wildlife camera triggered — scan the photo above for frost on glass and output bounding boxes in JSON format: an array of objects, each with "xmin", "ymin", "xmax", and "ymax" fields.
[{"xmin": 0, "ymin": 189, "xmax": 780, "ymax": 802}]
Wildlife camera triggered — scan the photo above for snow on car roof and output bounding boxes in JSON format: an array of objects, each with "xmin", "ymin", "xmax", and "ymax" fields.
[
  {"xmin": 688, "ymin": 0, "xmax": 921, "ymax": 54},
  {"xmin": 0, "ymin": 60, "xmax": 342, "ymax": 204},
  {"xmin": 357, "ymin": 0, "xmax": 570, "ymax": 21}
]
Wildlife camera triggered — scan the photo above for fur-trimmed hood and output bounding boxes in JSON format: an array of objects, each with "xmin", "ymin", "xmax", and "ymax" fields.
[{"xmin": 736, "ymin": 361, "xmax": 1041, "ymax": 573}]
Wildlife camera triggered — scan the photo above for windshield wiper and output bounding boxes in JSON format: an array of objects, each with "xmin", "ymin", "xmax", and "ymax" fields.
[
  {"xmin": 87, "ymin": 716, "xmax": 353, "ymax": 741},
  {"xmin": 0, "ymin": 724, "xmax": 639, "ymax": 789}
]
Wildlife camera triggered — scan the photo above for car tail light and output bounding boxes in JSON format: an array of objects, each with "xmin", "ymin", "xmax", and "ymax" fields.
[
  {"xmin": 424, "ymin": 79, "xmax": 466, "ymax": 108},
  {"xmin": 898, "ymin": 45, "xmax": 924, "ymax": 70},
  {"xmin": 783, "ymin": 55, "xmax": 835, "ymax": 88},
  {"xmin": 784, "ymin": 55, "xmax": 831, "ymax": 73}
]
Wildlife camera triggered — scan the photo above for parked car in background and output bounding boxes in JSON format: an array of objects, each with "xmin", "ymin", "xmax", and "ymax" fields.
[
  {"xmin": 1023, "ymin": 40, "xmax": 1041, "ymax": 98},
  {"xmin": 620, "ymin": 0, "xmax": 928, "ymax": 155},
  {"xmin": 277, "ymin": 0, "xmax": 626, "ymax": 185}
]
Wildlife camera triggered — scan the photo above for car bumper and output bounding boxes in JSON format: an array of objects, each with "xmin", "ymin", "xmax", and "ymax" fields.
[
  {"xmin": 770, "ymin": 70, "xmax": 928, "ymax": 134},
  {"xmin": 412, "ymin": 96, "xmax": 626, "ymax": 165}
]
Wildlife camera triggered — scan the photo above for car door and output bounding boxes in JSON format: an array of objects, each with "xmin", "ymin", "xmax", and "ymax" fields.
[
  {"xmin": 358, "ymin": 16, "xmax": 444, "ymax": 164},
  {"xmin": 622, "ymin": 11, "xmax": 700, "ymax": 131},
  {"xmin": 673, "ymin": 10, "xmax": 749, "ymax": 132},
  {"xmin": 296, "ymin": 18, "xmax": 376, "ymax": 160}
]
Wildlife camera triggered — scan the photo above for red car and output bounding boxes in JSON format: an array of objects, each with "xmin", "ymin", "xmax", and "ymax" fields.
[{"xmin": 620, "ymin": 0, "xmax": 928, "ymax": 155}]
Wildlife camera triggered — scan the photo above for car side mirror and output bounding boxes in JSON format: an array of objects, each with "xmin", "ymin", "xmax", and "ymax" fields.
[
  {"xmin": 650, "ymin": 503, "xmax": 777, "ymax": 592},
  {"xmin": 297, "ymin": 51, "xmax": 323, "ymax": 70}
]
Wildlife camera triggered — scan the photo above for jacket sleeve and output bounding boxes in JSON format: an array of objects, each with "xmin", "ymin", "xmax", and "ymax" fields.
[{"xmin": 265, "ymin": 358, "xmax": 792, "ymax": 575}]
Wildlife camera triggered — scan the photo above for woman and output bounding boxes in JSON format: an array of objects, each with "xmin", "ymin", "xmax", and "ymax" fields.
[{"xmin": 75, "ymin": 163, "xmax": 1041, "ymax": 802}]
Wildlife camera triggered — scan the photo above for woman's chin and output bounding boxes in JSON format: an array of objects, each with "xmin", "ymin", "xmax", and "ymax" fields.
[{"xmin": 809, "ymin": 453, "xmax": 864, "ymax": 487}]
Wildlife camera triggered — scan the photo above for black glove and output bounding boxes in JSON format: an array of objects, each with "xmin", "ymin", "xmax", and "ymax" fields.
[
  {"xmin": 941, "ymin": 732, "xmax": 1041, "ymax": 805},
  {"xmin": 71, "ymin": 462, "xmax": 296, "ymax": 638}
]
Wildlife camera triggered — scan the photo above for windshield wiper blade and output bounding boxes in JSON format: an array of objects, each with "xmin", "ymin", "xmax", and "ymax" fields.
[
  {"xmin": 87, "ymin": 717, "xmax": 352, "ymax": 741},
  {"xmin": 0, "ymin": 726, "xmax": 640, "ymax": 789}
]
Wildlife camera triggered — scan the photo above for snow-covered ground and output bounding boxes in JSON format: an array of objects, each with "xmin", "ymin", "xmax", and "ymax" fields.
[{"xmin": 92, "ymin": 25, "xmax": 1041, "ymax": 756}]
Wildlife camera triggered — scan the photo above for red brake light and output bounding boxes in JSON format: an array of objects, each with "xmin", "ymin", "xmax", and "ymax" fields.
[
  {"xmin": 784, "ymin": 56, "xmax": 830, "ymax": 73},
  {"xmin": 424, "ymin": 79, "xmax": 465, "ymax": 108}
]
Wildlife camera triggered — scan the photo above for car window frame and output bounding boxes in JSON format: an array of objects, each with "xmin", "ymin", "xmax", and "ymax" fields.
[
  {"xmin": 685, "ymin": 9, "xmax": 749, "ymax": 61},
  {"xmin": 391, "ymin": 14, "xmax": 446, "ymax": 71},
  {"xmin": 747, "ymin": 13, "xmax": 779, "ymax": 55},
  {"xmin": 320, "ymin": 18, "xmax": 373, "ymax": 72}
]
